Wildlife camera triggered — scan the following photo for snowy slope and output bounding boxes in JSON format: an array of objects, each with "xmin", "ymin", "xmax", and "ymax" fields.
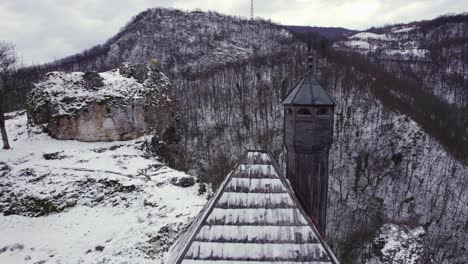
[
  {"xmin": 334, "ymin": 29, "xmax": 429, "ymax": 59},
  {"xmin": 324, "ymin": 66, "xmax": 468, "ymax": 263},
  {"xmin": 0, "ymin": 111, "xmax": 208, "ymax": 264}
]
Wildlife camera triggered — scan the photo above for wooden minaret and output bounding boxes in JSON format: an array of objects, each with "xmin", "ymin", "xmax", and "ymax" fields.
[{"xmin": 282, "ymin": 57, "xmax": 336, "ymax": 234}]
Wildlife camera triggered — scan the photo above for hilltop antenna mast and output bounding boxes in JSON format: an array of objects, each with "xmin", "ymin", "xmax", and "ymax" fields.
[{"xmin": 251, "ymin": 0, "xmax": 254, "ymax": 20}]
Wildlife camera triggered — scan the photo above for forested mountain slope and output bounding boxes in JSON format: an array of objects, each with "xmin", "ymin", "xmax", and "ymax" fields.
[
  {"xmin": 3, "ymin": 8, "xmax": 467, "ymax": 263},
  {"xmin": 54, "ymin": 8, "xmax": 294, "ymax": 75},
  {"xmin": 333, "ymin": 14, "xmax": 468, "ymax": 166},
  {"xmin": 334, "ymin": 14, "xmax": 468, "ymax": 108},
  {"xmin": 4, "ymin": 8, "xmax": 295, "ymax": 110}
]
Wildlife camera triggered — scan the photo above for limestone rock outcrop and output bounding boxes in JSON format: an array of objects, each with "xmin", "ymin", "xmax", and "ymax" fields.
[{"xmin": 26, "ymin": 62, "xmax": 175, "ymax": 142}]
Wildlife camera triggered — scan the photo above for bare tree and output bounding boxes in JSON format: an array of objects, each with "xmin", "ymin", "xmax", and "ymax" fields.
[{"xmin": 0, "ymin": 42, "xmax": 17, "ymax": 149}]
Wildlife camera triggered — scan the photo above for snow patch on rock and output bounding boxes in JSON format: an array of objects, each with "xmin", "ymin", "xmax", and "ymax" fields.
[{"xmin": 26, "ymin": 63, "xmax": 173, "ymax": 142}]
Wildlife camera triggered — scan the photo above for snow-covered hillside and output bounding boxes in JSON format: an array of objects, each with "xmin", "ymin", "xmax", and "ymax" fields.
[
  {"xmin": 0, "ymin": 111, "xmax": 208, "ymax": 264},
  {"xmin": 55, "ymin": 8, "xmax": 295, "ymax": 75},
  {"xmin": 325, "ymin": 73, "xmax": 468, "ymax": 262},
  {"xmin": 333, "ymin": 16, "xmax": 468, "ymax": 107},
  {"xmin": 334, "ymin": 28, "xmax": 430, "ymax": 60}
]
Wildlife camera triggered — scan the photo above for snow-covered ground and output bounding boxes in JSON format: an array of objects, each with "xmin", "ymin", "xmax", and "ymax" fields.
[
  {"xmin": 334, "ymin": 28, "xmax": 430, "ymax": 60},
  {"xmin": 0, "ymin": 111, "xmax": 208, "ymax": 264},
  {"xmin": 349, "ymin": 32, "xmax": 390, "ymax": 41}
]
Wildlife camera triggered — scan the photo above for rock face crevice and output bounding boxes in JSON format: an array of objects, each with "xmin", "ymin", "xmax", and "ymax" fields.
[{"xmin": 26, "ymin": 62, "xmax": 175, "ymax": 142}]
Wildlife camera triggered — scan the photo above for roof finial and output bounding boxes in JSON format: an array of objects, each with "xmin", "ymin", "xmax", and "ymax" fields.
[{"xmin": 308, "ymin": 56, "xmax": 313, "ymax": 72}]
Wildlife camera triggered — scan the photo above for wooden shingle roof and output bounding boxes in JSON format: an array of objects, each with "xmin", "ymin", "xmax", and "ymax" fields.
[
  {"xmin": 166, "ymin": 151, "xmax": 340, "ymax": 264},
  {"xmin": 282, "ymin": 72, "xmax": 336, "ymax": 106}
]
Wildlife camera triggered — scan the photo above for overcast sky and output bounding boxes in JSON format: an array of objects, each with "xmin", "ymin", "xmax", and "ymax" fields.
[{"xmin": 0, "ymin": 0, "xmax": 466, "ymax": 65}]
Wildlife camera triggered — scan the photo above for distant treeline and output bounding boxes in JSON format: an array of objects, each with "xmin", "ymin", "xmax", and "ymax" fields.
[{"xmin": 4, "ymin": 65, "xmax": 50, "ymax": 111}]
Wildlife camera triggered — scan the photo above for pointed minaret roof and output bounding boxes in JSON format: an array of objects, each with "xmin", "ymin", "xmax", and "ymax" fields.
[
  {"xmin": 282, "ymin": 57, "xmax": 336, "ymax": 106},
  {"xmin": 166, "ymin": 150, "xmax": 340, "ymax": 264}
]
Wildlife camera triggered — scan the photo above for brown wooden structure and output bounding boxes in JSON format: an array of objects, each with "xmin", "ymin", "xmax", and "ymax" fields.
[
  {"xmin": 282, "ymin": 66, "xmax": 336, "ymax": 234},
  {"xmin": 166, "ymin": 58, "xmax": 340, "ymax": 263},
  {"xmin": 166, "ymin": 151, "xmax": 340, "ymax": 263}
]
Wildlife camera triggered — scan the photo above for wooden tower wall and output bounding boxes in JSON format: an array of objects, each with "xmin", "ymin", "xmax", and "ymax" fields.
[
  {"xmin": 286, "ymin": 150, "xmax": 329, "ymax": 233},
  {"xmin": 284, "ymin": 105, "xmax": 334, "ymax": 234}
]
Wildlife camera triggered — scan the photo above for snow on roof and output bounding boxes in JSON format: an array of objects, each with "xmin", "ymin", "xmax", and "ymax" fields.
[{"xmin": 166, "ymin": 151, "xmax": 339, "ymax": 263}]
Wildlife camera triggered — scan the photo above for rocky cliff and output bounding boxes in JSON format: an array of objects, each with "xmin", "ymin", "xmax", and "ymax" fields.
[{"xmin": 26, "ymin": 62, "xmax": 175, "ymax": 142}]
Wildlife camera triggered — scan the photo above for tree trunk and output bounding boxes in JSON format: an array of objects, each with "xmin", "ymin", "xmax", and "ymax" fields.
[
  {"xmin": 0, "ymin": 90, "xmax": 10, "ymax": 149},
  {"xmin": 0, "ymin": 113, "xmax": 9, "ymax": 150}
]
